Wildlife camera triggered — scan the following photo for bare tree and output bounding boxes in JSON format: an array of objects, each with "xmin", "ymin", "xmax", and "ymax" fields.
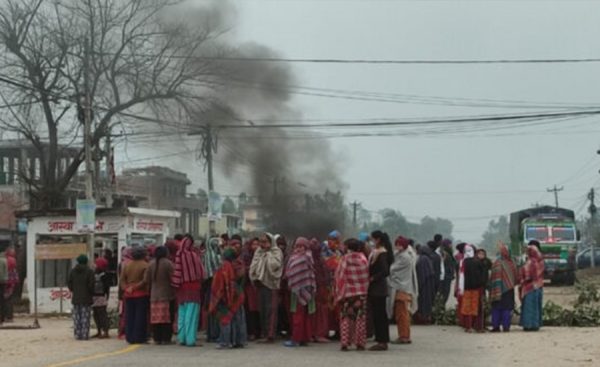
[{"xmin": 0, "ymin": 0, "xmax": 221, "ymax": 208}]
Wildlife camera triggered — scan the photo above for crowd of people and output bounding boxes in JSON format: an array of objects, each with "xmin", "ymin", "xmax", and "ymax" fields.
[{"xmin": 66, "ymin": 231, "xmax": 546, "ymax": 351}]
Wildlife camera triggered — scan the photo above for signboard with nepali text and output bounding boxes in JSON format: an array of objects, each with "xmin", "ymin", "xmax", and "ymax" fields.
[
  {"xmin": 76, "ymin": 199, "xmax": 96, "ymax": 233},
  {"xmin": 35, "ymin": 243, "xmax": 88, "ymax": 260},
  {"xmin": 134, "ymin": 219, "xmax": 165, "ymax": 232}
]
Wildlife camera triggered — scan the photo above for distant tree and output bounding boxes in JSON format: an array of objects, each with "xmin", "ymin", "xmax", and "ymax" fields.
[
  {"xmin": 222, "ymin": 196, "xmax": 236, "ymax": 214},
  {"xmin": 0, "ymin": 0, "xmax": 222, "ymax": 209},
  {"xmin": 416, "ymin": 216, "xmax": 453, "ymax": 244},
  {"xmin": 480, "ymin": 215, "xmax": 510, "ymax": 252},
  {"xmin": 362, "ymin": 209, "xmax": 453, "ymax": 244},
  {"xmin": 197, "ymin": 189, "xmax": 208, "ymax": 200}
]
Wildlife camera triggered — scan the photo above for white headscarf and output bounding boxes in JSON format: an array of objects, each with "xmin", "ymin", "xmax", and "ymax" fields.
[{"xmin": 458, "ymin": 244, "xmax": 475, "ymax": 296}]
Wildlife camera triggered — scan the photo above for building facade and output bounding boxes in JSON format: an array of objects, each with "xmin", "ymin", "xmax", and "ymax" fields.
[{"xmin": 118, "ymin": 166, "xmax": 206, "ymax": 237}]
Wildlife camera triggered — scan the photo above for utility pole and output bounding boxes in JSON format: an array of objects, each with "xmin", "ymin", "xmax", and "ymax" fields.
[
  {"xmin": 205, "ymin": 125, "xmax": 215, "ymax": 236},
  {"xmin": 589, "ymin": 188, "xmax": 597, "ymax": 268},
  {"xmin": 105, "ymin": 131, "xmax": 114, "ymax": 208},
  {"xmin": 189, "ymin": 125, "xmax": 218, "ymax": 237},
  {"xmin": 547, "ymin": 185, "xmax": 564, "ymax": 208},
  {"xmin": 83, "ymin": 37, "xmax": 94, "ymax": 259},
  {"xmin": 351, "ymin": 201, "xmax": 360, "ymax": 229}
]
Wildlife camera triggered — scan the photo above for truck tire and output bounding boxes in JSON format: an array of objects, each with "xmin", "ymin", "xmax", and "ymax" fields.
[{"xmin": 566, "ymin": 271, "xmax": 576, "ymax": 286}]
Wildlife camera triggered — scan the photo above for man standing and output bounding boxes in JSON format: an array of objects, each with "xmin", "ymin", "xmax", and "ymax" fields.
[
  {"xmin": 67, "ymin": 254, "xmax": 95, "ymax": 340},
  {"xmin": 428, "ymin": 236, "xmax": 443, "ymax": 294},
  {"xmin": 249, "ymin": 233, "xmax": 283, "ymax": 343}
]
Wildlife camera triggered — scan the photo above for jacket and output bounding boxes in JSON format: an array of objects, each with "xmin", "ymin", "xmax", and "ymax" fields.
[
  {"xmin": 368, "ymin": 250, "xmax": 390, "ymax": 297},
  {"xmin": 146, "ymin": 258, "xmax": 175, "ymax": 302},
  {"xmin": 67, "ymin": 264, "xmax": 95, "ymax": 305},
  {"xmin": 120, "ymin": 259, "xmax": 149, "ymax": 297},
  {"xmin": 464, "ymin": 258, "xmax": 487, "ymax": 290}
]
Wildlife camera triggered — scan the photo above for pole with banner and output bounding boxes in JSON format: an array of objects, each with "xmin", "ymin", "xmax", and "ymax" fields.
[
  {"xmin": 76, "ymin": 199, "xmax": 96, "ymax": 259},
  {"xmin": 208, "ymin": 191, "xmax": 222, "ymax": 237}
]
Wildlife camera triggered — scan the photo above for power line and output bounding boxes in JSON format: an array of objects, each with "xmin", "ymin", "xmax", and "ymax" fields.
[
  {"xmin": 222, "ymin": 77, "xmax": 600, "ymax": 110},
  {"xmin": 210, "ymin": 109, "xmax": 600, "ymax": 129},
  {"xmin": 91, "ymin": 51, "xmax": 600, "ymax": 65}
]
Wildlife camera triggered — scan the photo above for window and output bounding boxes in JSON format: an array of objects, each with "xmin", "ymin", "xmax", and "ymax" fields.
[
  {"xmin": 36, "ymin": 235, "xmax": 84, "ymax": 288},
  {"xmin": 525, "ymin": 226, "xmax": 548, "ymax": 242},
  {"xmin": 37, "ymin": 259, "xmax": 72, "ymax": 288},
  {"xmin": 552, "ymin": 226, "xmax": 576, "ymax": 242}
]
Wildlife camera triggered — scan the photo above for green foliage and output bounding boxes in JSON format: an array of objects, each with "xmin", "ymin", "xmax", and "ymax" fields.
[
  {"xmin": 542, "ymin": 282, "xmax": 600, "ymax": 327},
  {"xmin": 479, "ymin": 215, "xmax": 510, "ymax": 252},
  {"xmin": 221, "ymin": 196, "xmax": 236, "ymax": 214},
  {"xmin": 575, "ymin": 282, "xmax": 600, "ymax": 306},
  {"xmin": 433, "ymin": 294, "xmax": 457, "ymax": 325}
]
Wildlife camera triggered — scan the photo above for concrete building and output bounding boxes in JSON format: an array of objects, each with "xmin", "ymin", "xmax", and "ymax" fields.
[
  {"xmin": 118, "ymin": 166, "xmax": 206, "ymax": 237},
  {"xmin": 240, "ymin": 198, "xmax": 267, "ymax": 233},
  {"xmin": 198, "ymin": 213, "xmax": 242, "ymax": 237},
  {"xmin": 0, "ymin": 140, "xmax": 81, "ymax": 234}
]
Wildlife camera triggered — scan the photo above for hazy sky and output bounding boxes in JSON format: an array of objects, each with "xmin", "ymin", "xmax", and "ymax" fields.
[{"xmin": 123, "ymin": 0, "xmax": 600, "ymax": 242}]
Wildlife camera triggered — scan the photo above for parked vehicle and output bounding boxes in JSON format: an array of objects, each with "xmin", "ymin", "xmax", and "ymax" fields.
[
  {"xmin": 510, "ymin": 206, "xmax": 578, "ymax": 285},
  {"xmin": 576, "ymin": 247, "xmax": 600, "ymax": 270}
]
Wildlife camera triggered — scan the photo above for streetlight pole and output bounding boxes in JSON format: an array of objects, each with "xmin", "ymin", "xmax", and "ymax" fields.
[{"xmin": 83, "ymin": 37, "xmax": 94, "ymax": 259}]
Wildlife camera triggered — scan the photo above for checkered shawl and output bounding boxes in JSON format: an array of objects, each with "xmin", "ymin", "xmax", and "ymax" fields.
[
  {"xmin": 334, "ymin": 252, "xmax": 369, "ymax": 304},
  {"xmin": 286, "ymin": 244, "xmax": 316, "ymax": 306},
  {"xmin": 171, "ymin": 237, "xmax": 204, "ymax": 288},
  {"xmin": 520, "ymin": 245, "xmax": 544, "ymax": 298}
]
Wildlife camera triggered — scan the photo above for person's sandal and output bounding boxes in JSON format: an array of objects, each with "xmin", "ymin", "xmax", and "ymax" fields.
[{"xmin": 368, "ymin": 343, "xmax": 388, "ymax": 351}]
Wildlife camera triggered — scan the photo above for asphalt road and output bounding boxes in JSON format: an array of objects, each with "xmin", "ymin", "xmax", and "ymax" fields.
[{"xmin": 39, "ymin": 325, "xmax": 599, "ymax": 367}]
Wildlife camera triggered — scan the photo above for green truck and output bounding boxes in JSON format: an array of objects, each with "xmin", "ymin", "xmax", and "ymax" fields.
[{"xmin": 509, "ymin": 206, "xmax": 578, "ymax": 285}]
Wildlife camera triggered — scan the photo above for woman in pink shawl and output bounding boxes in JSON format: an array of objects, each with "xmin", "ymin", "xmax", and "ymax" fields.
[
  {"xmin": 310, "ymin": 238, "xmax": 331, "ymax": 343},
  {"xmin": 283, "ymin": 237, "xmax": 316, "ymax": 347},
  {"xmin": 171, "ymin": 235, "xmax": 204, "ymax": 346},
  {"xmin": 519, "ymin": 242, "xmax": 545, "ymax": 331}
]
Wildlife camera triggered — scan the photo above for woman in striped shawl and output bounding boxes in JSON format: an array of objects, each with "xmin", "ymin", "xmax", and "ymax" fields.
[
  {"xmin": 283, "ymin": 237, "xmax": 316, "ymax": 347},
  {"xmin": 489, "ymin": 242, "xmax": 519, "ymax": 332},
  {"xmin": 172, "ymin": 235, "xmax": 204, "ymax": 346},
  {"xmin": 519, "ymin": 243, "xmax": 544, "ymax": 331}
]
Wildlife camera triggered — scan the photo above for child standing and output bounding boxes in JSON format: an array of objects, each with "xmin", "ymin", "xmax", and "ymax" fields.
[{"xmin": 92, "ymin": 257, "xmax": 112, "ymax": 338}]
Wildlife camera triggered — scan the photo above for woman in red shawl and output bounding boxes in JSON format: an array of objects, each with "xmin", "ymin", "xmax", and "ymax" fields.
[
  {"xmin": 519, "ymin": 242, "xmax": 544, "ymax": 331},
  {"xmin": 210, "ymin": 247, "xmax": 247, "ymax": 349},
  {"xmin": 3, "ymin": 248, "xmax": 18, "ymax": 323},
  {"xmin": 283, "ymin": 237, "xmax": 316, "ymax": 347},
  {"xmin": 310, "ymin": 238, "xmax": 331, "ymax": 343},
  {"xmin": 172, "ymin": 235, "xmax": 204, "ymax": 346},
  {"xmin": 334, "ymin": 238, "xmax": 369, "ymax": 352}
]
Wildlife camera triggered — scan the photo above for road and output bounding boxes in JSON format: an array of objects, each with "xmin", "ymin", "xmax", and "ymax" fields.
[{"xmin": 1, "ymin": 318, "xmax": 598, "ymax": 367}]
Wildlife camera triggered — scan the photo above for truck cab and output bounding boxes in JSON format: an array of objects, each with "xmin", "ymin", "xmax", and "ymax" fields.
[
  {"xmin": 510, "ymin": 206, "xmax": 578, "ymax": 285},
  {"xmin": 522, "ymin": 217, "xmax": 577, "ymax": 284}
]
